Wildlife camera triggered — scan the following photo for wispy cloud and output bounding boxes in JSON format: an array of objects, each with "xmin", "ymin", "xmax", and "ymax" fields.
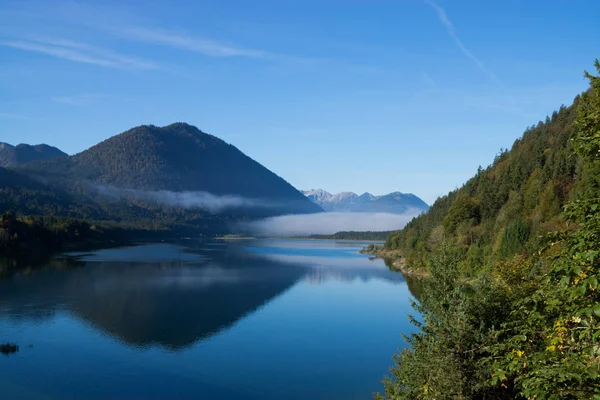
[
  {"xmin": 51, "ymin": 93, "xmax": 105, "ymax": 106},
  {"xmin": 424, "ymin": 0, "xmax": 501, "ymax": 86},
  {"xmin": 113, "ymin": 27, "xmax": 271, "ymax": 58},
  {"xmin": 0, "ymin": 36, "xmax": 158, "ymax": 70},
  {"xmin": 421, "ymin": 71, "xmax": 437, "ymax": 89}
]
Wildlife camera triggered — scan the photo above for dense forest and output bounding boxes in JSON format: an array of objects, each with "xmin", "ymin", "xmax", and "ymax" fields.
[
  {"xmin": 0, "ymin": 168, "xmax": 239, "ymax": 239},
  {"xmin": 385, "ymin": 95, "xmax": 580, "ymax": 273},
  {"xmin": 376, "ymin": 61, "xmax": 600, "ymax": 398},
  {"xmin": 301, "ymin": 230, "xmax": 392, "ymax": 241},
  {"xmin": 0, "ymin": 210, "xmax": 122, "ymax": 255},
  {"xmin": 0, "ymin": 207, "xmax": 234, "ymax": 257}
]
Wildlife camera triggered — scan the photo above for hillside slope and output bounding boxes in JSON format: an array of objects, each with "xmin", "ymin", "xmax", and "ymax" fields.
[
  {"xmin": 385, "ymin": 97, "xmax": 582, "ymax": 271},
  {"xmin": 377, "ymin": 60, "xmax": 600, "ymax": 400}
]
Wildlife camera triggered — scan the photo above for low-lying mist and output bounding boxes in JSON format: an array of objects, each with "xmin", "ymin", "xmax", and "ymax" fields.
[
  {"xmin": 93, "ymin": 185, "xmax": 265, "ymax": 213},
  {"xmin": 242, "ymin": 211, "xmax": 421, "ymax": 237}
]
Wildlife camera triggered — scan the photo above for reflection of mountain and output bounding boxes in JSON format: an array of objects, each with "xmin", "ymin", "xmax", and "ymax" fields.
[
  {"xmin": 246, "ymin": 249, "xmax": 406, "ymax": 285},
  {"xmin": 303, "ymin": 267, "xmax": 405, "ymax": 284},
  {"xmin": 0, "ymin": 244, "xmax": 306, "ymax": 350}
]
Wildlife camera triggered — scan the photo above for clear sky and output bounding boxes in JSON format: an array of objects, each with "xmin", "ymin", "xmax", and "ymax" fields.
[{"xmin": 1, "ymin": 0, "xmax": 598, "ymax": 204}]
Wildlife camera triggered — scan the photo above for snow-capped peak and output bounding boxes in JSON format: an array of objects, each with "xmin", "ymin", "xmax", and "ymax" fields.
[{"xmin": 302, "ymin": 188, "xmax": 429, "ymax": 213}]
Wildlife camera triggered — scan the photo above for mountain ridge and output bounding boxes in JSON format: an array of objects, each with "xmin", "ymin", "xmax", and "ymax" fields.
[
  {"xmin": 16, "ymin": 123, "xmax": 321, "ymax": 216},
  {"xmin": 1, "ymin": 123, "xmax": 321, "ymax": 235},
  {"xmin": 302, "ymin": 189, "xmax": 428, "ymax": 213},
  {"xmin": 0, "ymin": 142, "xmax": 67, "ymax": 167}
]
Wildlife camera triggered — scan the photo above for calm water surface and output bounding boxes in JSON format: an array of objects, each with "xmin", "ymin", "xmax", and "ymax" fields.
[{"xmin": 0, "ymin": 239, "xmax": 419, "ymax": 400}]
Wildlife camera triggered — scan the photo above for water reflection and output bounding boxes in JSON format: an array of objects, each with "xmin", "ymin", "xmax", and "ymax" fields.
[
  {"xmin": 0, "ymin": 240, "xmax": 411, "ymax": 351},
  {"xmin": 0, "ymin": 243, "xmax": 307, "ymax": 349},
  {"xmin": 0, "ymin": 240, "xmax": 418, "ymax": 400}
]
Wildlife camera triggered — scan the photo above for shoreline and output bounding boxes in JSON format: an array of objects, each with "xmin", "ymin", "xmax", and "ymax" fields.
[{"xmin": 360, "ymin": 247, "xmax": 430, "ymax": 278}]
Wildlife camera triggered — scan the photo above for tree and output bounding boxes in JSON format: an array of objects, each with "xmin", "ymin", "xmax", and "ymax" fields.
[{"xmin": 489, "ymin": 60, "xmax": 600, "ymax": 399}]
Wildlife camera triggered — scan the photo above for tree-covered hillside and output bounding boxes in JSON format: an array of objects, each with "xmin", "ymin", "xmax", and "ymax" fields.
[
  {"xmin": 0, "ymin": 142, "xmax": 67, "ymax": 167},
  {"xmin": 377, "ymin": 60, "xmax": 600, "ymax": 399},
  {"xmin": 18, "ymin": 123, "xmax": 320, "ymax": 215},
  {"xmin": 385, "ymin": 96, "xmax": 583, "ymax": 273}
]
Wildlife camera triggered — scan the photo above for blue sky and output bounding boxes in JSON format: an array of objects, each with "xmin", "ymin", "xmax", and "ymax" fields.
[{"xmin": 1, "ymin": 0, "xmax": 598, "ymax": 204}]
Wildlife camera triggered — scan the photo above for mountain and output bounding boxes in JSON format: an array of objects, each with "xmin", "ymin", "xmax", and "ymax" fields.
[
  {"xmin": 302, "ymin": 189, "xmax": 428, "ymax": 213},
  {"xmin": 10, "ymin": 123, "xmax": 321, "ymax": 224},
  {"xmin": 0, "ymin": 166, "xmax": 106, "ymax": 218},
  {"xmin": 0, "ymin": 142, "xmax": 67, "ymax": 167}
]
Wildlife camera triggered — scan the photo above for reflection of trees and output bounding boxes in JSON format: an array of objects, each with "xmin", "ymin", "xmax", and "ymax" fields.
[
  {"xmin": 404, "ymin": 276, "xmax": 425, "ymax": 300},
  {"xmin": 0, "ymin": 254, "xmax": 84, "ymax": 281},
  {"xmin": 381, "ymin": 257, "xmax": 426, "ymax": 300}
]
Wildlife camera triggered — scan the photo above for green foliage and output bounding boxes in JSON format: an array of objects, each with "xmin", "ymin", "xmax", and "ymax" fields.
[
  {"xmin": 572, "ymin": 60, "xmax": 600, "ymax": 164},
  {"xmin": 376, "ymin": 243, "xmax": 515, "ymax": 399},
  {"xmin": 443, "ymin": 194, "xmax": 480, "ymax": 234},
  {"xmin": 497, "ymin": 220, "xmax": 530, "ymax": 260},
  {"xmin": 360, "ymin": 243, "xmax": 383, "ymax": 254},
  {"xmin": 385, "ymin": 84, "xmax": 580, "ymax": 271},
  {"xmin": 377, "ymin": 60, "xmax": 600, "ymax": 399},
  {"xmin": 486, "ymin": 59, "xmax": 600, "ymax": 400}
]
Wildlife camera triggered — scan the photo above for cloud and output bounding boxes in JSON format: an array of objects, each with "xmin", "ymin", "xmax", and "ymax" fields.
[
  {"xmin": 242, "ymin": 211, "xmax": 420, "ymax": 237},
  {"xmin": 0, "ymin": 36, "xmax": 158, "ymax": 69},
  {"xmin": 93, "ymin": 185, "xmax": 266, "ymax": 213},
  {"xmin": 424, "ymin": 0, "xmax": 501, "ymax": 85},
  {"xmin": 114, "ymin": 27, "xmax": 271, "ymax": 58}
]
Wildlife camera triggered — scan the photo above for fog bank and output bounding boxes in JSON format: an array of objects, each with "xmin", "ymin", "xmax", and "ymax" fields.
[{"xmin": 243, "ymin": 211, "xmax": 420, "ymax": 236}]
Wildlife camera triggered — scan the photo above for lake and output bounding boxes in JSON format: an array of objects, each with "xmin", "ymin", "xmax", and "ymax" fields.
[{"xmin": 0, "ymin": 239, "xmax": 420, "ymax": 400}]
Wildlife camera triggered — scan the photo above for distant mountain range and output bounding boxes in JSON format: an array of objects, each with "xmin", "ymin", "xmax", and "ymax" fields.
[
  {"xmin": 1, "ymin": 123, "xmax": 321, "ymax": 234},
  {"xmin": 0, "ymin": 142, "xmax": 67, "ymax": 167},
  {"xmin": 302, "ymin": 189, "xmax": 429, "ymax": 213}
]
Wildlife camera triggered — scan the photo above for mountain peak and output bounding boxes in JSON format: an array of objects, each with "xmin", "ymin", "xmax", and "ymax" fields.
[
  {"xmin": 303, "ymin": 189, "xmax": 428, "ymax": 213},
  {"xmin": 0, "ymin": 142, "xmax": 67, "ymax": 167}
]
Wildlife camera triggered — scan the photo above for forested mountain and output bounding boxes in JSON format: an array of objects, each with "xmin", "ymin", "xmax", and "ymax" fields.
[
  {"xmin": 377, "ymin": 61, "xmax": 600, "ymax": 399},
  {"xmin": 19, "ymin": 123, "xmax": 320, "ymax": 214},
  {"xmin": 0, "ymin": 142, "xmax": 67, "ymax": 167},
  {"xmin": 0, "ymin": 166, "xmax": 106, "ymax": 219},
  {"xmin": 302, "ymin": 189, "xmax": 428, "ymax": 213},
  {"xmin": 0, "ymin": 123, "xmax": 321, "ymax": 240},
  {"xmin": 385, "ymin": 97, "xmax": 581, "ymax": 271}
]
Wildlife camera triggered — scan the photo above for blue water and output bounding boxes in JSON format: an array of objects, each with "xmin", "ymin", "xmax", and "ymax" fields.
[{"xmin": 0, "ymin": 239, "xmax": 418, "ymax": 400}]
